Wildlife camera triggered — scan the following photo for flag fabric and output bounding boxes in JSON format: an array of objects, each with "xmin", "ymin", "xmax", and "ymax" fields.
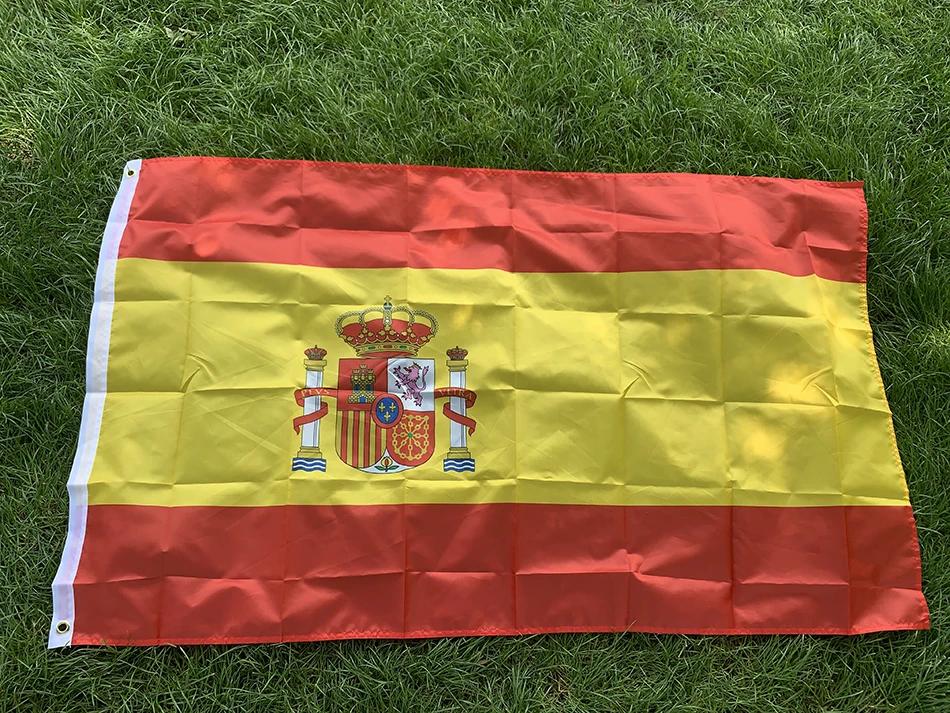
[{"xmin": 49, "ymin": 157, "xmax": 928, "ymax": 646}]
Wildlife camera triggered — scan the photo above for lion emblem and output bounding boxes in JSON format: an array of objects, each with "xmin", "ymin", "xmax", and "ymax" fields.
[{"xmin": 391, "ymin": 362, "xmax": 429, "ymax": 407}]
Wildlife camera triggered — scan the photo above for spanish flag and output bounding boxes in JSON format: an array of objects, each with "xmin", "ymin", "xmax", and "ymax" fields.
[{"xmin": 49, "ymin": 158, "xmax": 928, "ymax": 646}]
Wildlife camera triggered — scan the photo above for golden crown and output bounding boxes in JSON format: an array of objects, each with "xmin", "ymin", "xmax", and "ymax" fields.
[{"xmin": 334, "ymin": 296, "xmax": 439, "ymax": 357}]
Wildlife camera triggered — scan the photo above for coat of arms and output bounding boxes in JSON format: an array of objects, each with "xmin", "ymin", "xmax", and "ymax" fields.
[{"xmin": 291, "ymin": 297, "xmax": 477, "ymax": 474}]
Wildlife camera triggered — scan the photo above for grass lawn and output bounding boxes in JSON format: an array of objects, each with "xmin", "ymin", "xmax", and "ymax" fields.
[{"xmin": 2, "ymin": 0, "xmax": 949, "ymax": 710}]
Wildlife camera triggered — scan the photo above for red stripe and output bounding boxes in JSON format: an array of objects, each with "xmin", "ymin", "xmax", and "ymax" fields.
[
  {"xmin": 71, "ymin": 503, "xmax": 927, "ymax": 644},
  {"xmin": 118, "ymin": 158, "xmax": 867, "ymax": 282},
  {"xmin": 375, "ymin": 421, "xmax": 383, "ymax": 463},
  {"xmin": 351, "ymin": 414, "xmax": 361, "ymax": 467},
  {"xmin": 339, "ymin": 412, "xmax": 348, "ymax": 464},
  {"xmin": 363, "ymin": 420, "xmax": 371, "ymax": 467}
]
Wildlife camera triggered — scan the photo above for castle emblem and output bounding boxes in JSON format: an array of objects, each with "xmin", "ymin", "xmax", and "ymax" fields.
[{"xmin": 292, "ymin": 297, "xmax": 476, "ymax": 474}]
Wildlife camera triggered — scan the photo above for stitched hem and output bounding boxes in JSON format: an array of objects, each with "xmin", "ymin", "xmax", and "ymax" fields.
[
  {"xmin": 136, "ymin": 156, "xmax": 865, "ymax": 187},
  {"xmin": 69, "ymin": 619, "xmax": 930, "ymax": 647}
]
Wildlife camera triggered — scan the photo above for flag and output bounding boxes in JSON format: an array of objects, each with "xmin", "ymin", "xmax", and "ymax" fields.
[{"xmin": 49, "ymin": 157, "xmax": 928, "ymax": 646}]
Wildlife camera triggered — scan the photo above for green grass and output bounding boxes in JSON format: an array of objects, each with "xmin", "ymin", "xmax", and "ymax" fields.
[{"xmin": 1, "ymin": 0, "xmax": 949, "ymax": 710}]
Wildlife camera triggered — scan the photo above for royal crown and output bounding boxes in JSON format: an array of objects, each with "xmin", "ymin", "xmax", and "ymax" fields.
[
  {"xmin": 446, "ymin": 346, "xmax": 468, "ymax": 361},
  {"xmin": 334, "ymin": 296, "xmax": 439, "ymax": 357},
  {"xmin": 304, "ymin": 345, "xmax": 327, "ymax": 361}
]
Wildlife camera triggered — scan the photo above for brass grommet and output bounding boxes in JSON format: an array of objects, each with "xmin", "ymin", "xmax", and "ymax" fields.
[
  {"xmin": 126, "ymin": 168, "xmax": 135, "ymax": 177},
  {"xmin": 55, "ymin": 620, "xmax": 70, "ymax": 635}
]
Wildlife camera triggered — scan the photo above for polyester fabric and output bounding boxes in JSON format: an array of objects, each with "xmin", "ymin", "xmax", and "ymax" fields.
[{"xmin": 49, "ymin": 158, "xmax": 928, "ymax": 646}]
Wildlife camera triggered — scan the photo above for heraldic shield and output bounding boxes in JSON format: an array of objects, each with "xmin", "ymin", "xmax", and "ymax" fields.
[
  {"xmin": 292, "ymin": 297, "xmax": 477, "ymax": 475},
  {"xmin": 336, "ymin": 357, "xmax": 436, "ymax": 472}
]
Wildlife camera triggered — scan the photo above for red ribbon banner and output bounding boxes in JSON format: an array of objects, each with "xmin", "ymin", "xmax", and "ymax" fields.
[
  {"xmin": 434, "ymin": 387, "xmax": 478, "ymax": 435},
  {"xmin": 292, "ymin": 388, "xmax": 337, "ymax": 433}
]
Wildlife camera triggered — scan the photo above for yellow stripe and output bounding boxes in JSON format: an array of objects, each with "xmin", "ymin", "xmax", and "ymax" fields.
[{"xmin": 88, "ymin": 258, "xmax": 908, "ymax": 508}]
